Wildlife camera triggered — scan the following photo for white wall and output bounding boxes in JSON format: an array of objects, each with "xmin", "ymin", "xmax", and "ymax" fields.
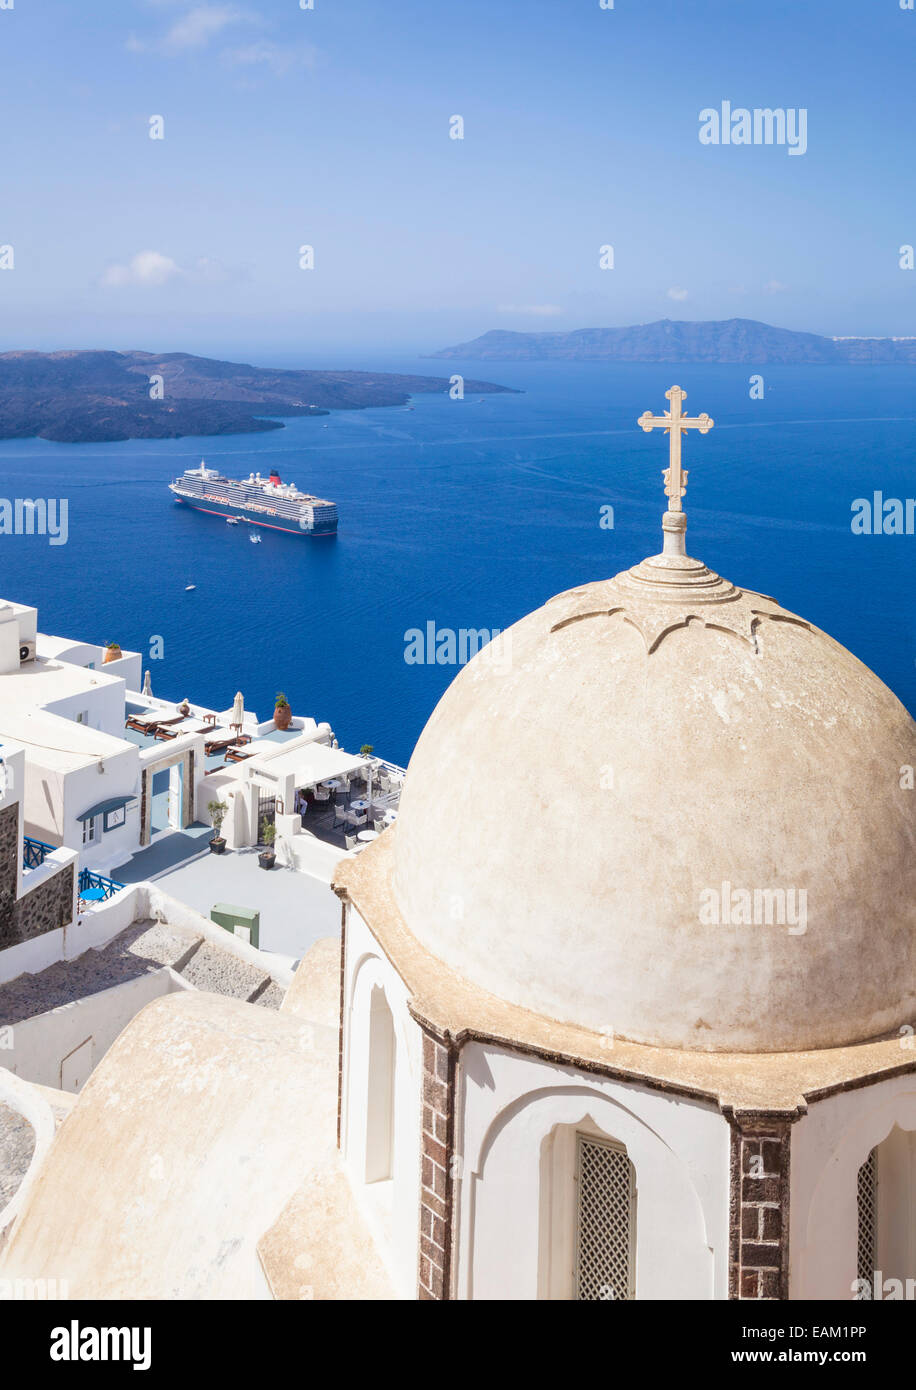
[
  {"xmin": 341, "ymin": 905, "xmax": 422, "ymax": 1298},
  {"xmin": 0, "ymin": 881, "xmax": 295, "ymax": 1095},
  {"xmin": 59, "ymin": 743, "xmax": 140, "ymax": 873},
  {"xmin": 2, "ymin": 968, "xmax": 185, "ymax": 1092},
  {"xmin": 42, "ymin": 673, "xmax": 126, "ymax": 740},
  {"xmin": 791, "ymin": 1071, "xmax": 916, "ymax": 1299},
  {"xmin": 456, "ymin": 1043, "xmax": 729, "ymax": 1300}
]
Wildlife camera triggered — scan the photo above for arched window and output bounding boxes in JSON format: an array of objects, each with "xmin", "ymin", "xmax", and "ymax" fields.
[
  {"xmin": 539, "ymin": 1121, "xmax": 637, "ymax": 1299},
  {"xmin": 856, "ymin": 1127, "xmax": 916, "ymax": 1298},
  {"xmin": 575, "ymin": 1132, "xmax": 637, "ymax": 1300},
  {"xmin": 364, "ymin": 985, "xmax": 395, "ymax": 1184},
  {"xmin": 856, "ymin": 1148, "xmax": 877, "ymax": 1293}
]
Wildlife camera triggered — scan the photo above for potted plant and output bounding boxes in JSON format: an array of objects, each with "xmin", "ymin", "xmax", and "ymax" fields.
[
  {"xmin": 259, "ymin": 822, "xmax": 277, "ymax": 870},
  {"xmin": 208, "ymin": 798, "xmax": 228, "ymax": 854},
  {"xmin": 102, "ymin": 641, "xmax": 122, "ymax": 665},
  {"xmin": 274, "ymin": 691, "xmax": 292, "ymax": 730},
  {"xmin": 360, "ymin": 744, "xmax": 374, "ymax": 756}
]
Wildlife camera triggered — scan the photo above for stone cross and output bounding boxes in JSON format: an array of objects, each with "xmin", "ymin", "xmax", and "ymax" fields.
[{"xmin": 637, "ymin": 386, "xmax": 714, "ymax": 511}]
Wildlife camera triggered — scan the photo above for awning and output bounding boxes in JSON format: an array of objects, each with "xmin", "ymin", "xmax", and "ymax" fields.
[
  {"xmin": 76, "ymin": 795, "xmax": 134, "ymax": 822},
  {"xmin": 249, "ymin": 742, "xmax": 368, "ymax": 788}
]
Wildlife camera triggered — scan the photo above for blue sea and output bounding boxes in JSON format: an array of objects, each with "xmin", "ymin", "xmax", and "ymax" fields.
[{"xmin": 0, "ymin": 358, "xmax": 913, "ymax": 768}]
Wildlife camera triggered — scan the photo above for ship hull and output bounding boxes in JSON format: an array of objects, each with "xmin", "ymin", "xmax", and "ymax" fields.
[{"xmin": 172, "ymin": 493, "xmax": 337, "ymax": 536}]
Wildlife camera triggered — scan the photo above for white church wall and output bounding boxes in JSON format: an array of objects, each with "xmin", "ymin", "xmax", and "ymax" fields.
[
  {"xmin": 791, "ymin": 1072, "xmax": 916, "ymax": 1299},
  {"xmin": 341, "ymin": 905, "xmax": 422, "ymax": 1299},
  {"xmin": 455, "ymin": 1042, "xmax": 729, "ymax": 1300}
]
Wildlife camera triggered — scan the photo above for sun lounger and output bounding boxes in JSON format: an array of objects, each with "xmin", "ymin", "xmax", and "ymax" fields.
[
  {"xmin": 127, "ymin": 711, "xmax": 188, "ymax": 736},
  {"xmin": 154, "ymin": 720, "xmax": 213, "ymax": 741},
  {"xmin": 204, "ymin": 733, "xmax": 251, "ymax": 756}
]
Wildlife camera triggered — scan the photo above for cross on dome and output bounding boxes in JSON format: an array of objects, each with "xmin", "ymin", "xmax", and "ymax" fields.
[{"xmin": 637, "ymin": 386, "xmax": 714, "ymax": 513}]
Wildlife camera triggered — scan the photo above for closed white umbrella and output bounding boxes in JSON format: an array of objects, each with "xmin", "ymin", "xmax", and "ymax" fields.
[
  {"xmin": 231, "ymin": 691, "xmax": 244, "ymax": 735},
  {"xmin": 142, "ymin": 670, "xmax": 152, "ymax": 696}
]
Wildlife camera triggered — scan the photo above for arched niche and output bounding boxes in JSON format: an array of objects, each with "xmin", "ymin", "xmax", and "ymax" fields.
[
  {"xmin": 465, "ymin": 1085, "xmax": 715, "ymax": 1300},
  {"xmin": 797, "ymin": 1087, "xmax": 916, "ymax": 1299},
  {"xmin": 345, "ymin": 954, "xmax": 399, "ymax": 1192}
]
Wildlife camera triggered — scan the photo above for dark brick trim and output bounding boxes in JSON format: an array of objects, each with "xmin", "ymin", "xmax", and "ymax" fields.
[
  {"xmin": 418, "ymin": 1028, "xmax": 457, "ymax": 1300},
  {"xmin": 725, "ymin": 1108, "xmax": 799, "ymax": 1300}
]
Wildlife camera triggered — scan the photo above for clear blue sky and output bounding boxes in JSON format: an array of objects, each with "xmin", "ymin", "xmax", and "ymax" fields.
[{"xmin": 0, "ymin": 0, "xmax": 913, "ymax": 356}]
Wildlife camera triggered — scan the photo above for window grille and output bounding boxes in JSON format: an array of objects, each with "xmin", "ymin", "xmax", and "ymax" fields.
[
  {"xmin": 856, "ymin": 1148, "xmax": 877, "ymax": 1293},
  {"xmin": 575, "ymin": 1133, "xmax": 636, "ymax": 1300}
]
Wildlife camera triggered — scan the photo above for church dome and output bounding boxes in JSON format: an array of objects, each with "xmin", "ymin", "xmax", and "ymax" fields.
[{"xmin": 391, "ymin": 404, "xmax": 916, "ymax": 1054}]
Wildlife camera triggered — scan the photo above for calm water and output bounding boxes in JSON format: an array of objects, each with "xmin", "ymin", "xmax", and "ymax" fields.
[{"xmin": 0, "ymin": 358, "xmax": 913, "ymax": 767}]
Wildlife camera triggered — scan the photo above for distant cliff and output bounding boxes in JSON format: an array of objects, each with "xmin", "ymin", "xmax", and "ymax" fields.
[
  {"xmin": 430, "ymin": 318, "xmax": 916, "ymax": 365},
  {"xmin": 0, "ymin": 350, "xmax": 513, "ymax": 443}
]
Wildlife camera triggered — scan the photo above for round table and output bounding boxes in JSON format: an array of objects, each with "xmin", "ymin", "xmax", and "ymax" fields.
[
  {"xmin": 357, "ymin": 829, "xmax": 379, "ymax": 842},
  {"xmin": 383, "ymin": 809, "xmax": 398, "ymax": 823},
  {"xmin": 351, "ymin": 799, "xmax": 370, "ymax": 812},
  {"xmin": 323, "ymin": 779, "xmax": 345, "ymax": 791}
]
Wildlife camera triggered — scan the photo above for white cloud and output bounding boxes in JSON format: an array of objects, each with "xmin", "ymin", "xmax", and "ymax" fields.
[
  {"xmin": 191, "ymin": 255, "xmax": 244, "ymax": 283},
  {"xmin": 127, "ymin": 4, "xmax": 247, "ymax": 55},
  {"xmin": 764, "ymin": 279, "xmax": 788, "ymax": 293},
  {"xmin": 666, "ymin": 287, "xmax": 689, "ymax": 302},
  {"xmin": 101, "ymin": 251, "xmax": 246, "ymax": 288},
  {"xmin": 496, "ymin": 304, "xmax": 564, "ymax": 317},
  {"xmin": 222, "ymin": 39, "xmax": 317, "ymax": 75},
  {"xmin": 164, "ymin": 4, "xmax": 243, "ymax": 50},
  {"xmin": 101, "ymin": 251, "xmax": 182, "ymax": 287}
]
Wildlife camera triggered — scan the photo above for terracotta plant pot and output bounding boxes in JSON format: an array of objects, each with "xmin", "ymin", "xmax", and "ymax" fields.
[
  {"xmin": 103, "ymin": 644, "xmax": 122, "ymax": 664},
  {"xmin": 274, "ymin": 704, "xmax": 292, "ymax": 730}
]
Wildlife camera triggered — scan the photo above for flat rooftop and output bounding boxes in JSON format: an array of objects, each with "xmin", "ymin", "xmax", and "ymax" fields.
[
  {"xmin": 114, "ymin": 832, "xmax": 344, "ymax": 960},
  {"xmin": 0, "ymin": 656, "xmax": 123, "ymax": 710},
  {"xmin": 0, "ymin": 707, "xmax": 133, "ymax": 772}
]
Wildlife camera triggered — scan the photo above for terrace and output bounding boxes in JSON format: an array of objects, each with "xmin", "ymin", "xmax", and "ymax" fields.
[{"xmin": 112, "ymin": 827, "xmax": 344, "ymax": 961}]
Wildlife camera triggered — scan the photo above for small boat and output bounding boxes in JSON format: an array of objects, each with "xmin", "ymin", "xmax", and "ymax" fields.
[
  {"xmin": 226, "ymin": 517, "xmax": 239, "ymax": 526},
  {"xmin": 250, "ymin": 532, "xmax": 262, "ymax": 544},
  {"xmin": 184, "ymin": 583, "xmax": 196, "ymax": 591}
]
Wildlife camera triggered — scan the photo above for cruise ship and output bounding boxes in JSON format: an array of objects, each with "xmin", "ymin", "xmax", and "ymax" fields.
[{"xmin": 169, "ymin": 462, "xmax": 338, "ymax": 536}]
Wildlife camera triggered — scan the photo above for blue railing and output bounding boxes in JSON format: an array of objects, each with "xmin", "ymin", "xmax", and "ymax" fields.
[
  {"xmin": 22, "ymin": 836, "xmax": 56, "ymax": 870},
  {"xmin": 78, "ymin": 867, "xmax": 125, "ymax": 905}
]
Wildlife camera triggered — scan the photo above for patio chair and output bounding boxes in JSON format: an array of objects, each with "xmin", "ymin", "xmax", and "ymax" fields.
[
  {"xmin": 373, "ymin": 819, "xmax": 386, "ymax": 833},
  {"xmin": 344, "ymin": 833, "xmax": 359, "ymax": 850},
  {"xmin": 314, "ymin": 786, "xmax": 331, "ymax": 802}
]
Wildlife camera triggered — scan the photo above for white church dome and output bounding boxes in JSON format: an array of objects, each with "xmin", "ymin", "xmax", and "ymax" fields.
[{"xmin": 392, "ymin": 499, "xmax": 916, "ymax": 1055}]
